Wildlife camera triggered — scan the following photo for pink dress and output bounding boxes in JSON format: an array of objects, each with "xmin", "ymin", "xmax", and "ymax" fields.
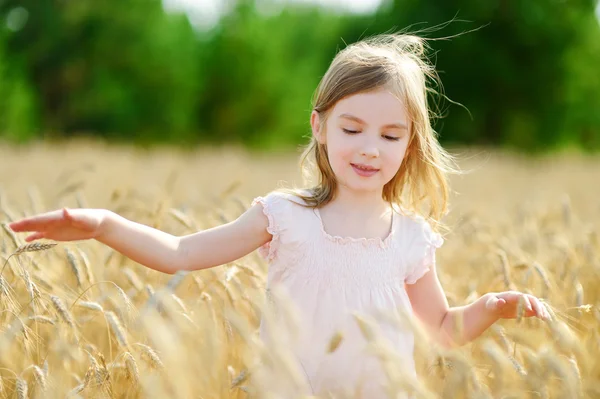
[{"xmin": 251, "ymin": 191, "xmax": 443, "ymax": 398}]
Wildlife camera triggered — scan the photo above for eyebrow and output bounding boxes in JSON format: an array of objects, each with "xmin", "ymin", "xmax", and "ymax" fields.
[{"xmin": 339, "ymin": 113, "xmax": 409, "ymax": 130}]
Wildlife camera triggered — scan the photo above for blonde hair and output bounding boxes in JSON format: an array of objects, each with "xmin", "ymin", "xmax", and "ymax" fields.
[{"xmin": 281, "ymin": 33, "xmax": 462, "ymax": 233}]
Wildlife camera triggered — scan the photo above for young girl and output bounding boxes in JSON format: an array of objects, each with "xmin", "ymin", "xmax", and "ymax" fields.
[{"xmin": 8, "ymin": 34, "xmax": 549, "ymax": 398}]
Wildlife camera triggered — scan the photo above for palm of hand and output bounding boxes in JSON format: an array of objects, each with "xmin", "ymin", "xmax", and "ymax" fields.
[
  {"xmin": 8, "ymin": 208, "xmax": 106, "ymax": 242},
  {"xmin": 485, "ymin": 291, "xmax": 550, "ymax": 321}
]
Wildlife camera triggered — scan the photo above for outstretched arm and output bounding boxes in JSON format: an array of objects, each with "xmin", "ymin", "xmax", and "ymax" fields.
[
  {"xmin": 9, "ymin": 203, "xmax": 271, "ymax": 275},
  {"xmin": 405, "ymin": 265, "xmax": 550, "ymax": 348},
  {"xmin": 175, "ymin": 203, "xmax": 271, "ymax": 272}
]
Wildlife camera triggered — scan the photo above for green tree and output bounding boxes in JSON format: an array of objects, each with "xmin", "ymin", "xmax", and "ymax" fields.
[
  {"xmin": 0, "ymin": 28, "xmax": 38, "ymax": 141},
  {"xmin": 341, "ymin": 0, "xmax": 600, "ymax": 151},
  {"xmin": 1, "ymin": 0, "xmax": 202, "ymax": 144},
  {"xmin": 197, "ymin": 1, "xmax": 346, "ymax": 147}
]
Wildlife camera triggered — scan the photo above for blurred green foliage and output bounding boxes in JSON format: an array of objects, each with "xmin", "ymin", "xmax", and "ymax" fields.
[{"xmin": 0, "ymin": 0, "xmax": 599, "ymax": 151}]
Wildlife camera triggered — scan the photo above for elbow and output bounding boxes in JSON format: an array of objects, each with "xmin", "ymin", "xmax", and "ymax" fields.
[
  {"xmin": 173, "ymin": 236, "xmax": 191, "ymax": 273},
  {"xmin": 174, "ymin": 236, "xmax": 208, "ymax": 272}
]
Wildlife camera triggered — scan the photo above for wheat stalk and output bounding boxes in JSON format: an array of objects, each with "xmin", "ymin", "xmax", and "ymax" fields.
[
  {"xmin": 497, "ymin": 249, "xmax": 513, "ymax": 289},
  {"xmin": 533, "ymin": 262, "xmax": 551, "ymax": 297},
  {"xmin": 15, "ymin": 377, "xmax": 27, "ymax": 399},
  {"xmin": 1, "ymin": 222, "xmax": 20, "ymax": 249},
  {"xmin": 98, "ymin": 350, "xmax": 114, "ymax": 396},
  {"xmin": 67, "ymin": 383, "xmax": 85, "ymax": 397},
  {"xmin": 326, "ymin": 330, "xmax": 344, "ymax": 354},
  {"xmin": 123, "ymin": 268, "xmax": 144, "ymax": 291},
  {"xmin": 230, "ymin": 369, "xmax": 250, "ymax": 389},
  {"xmin": 114, "ymin": 284, "xmax": 135, "ymax": 322},
  {"xmin": 14, "ymin": 242, "xmax": 56, "ymax": 255},
  {"xmin": 21, "ymin": 270, "xmax": 36, "ymax": 301},
  {"xmin": 50, "ymin": 295, "xmax": 75, "ymax": 328},
  {"xmin": 105, "ymin": 311, "xmax": 129, "ymax": 348},
  {"xmin": 352, "ymin": 312, "xmax": 377, "ymax": 342},
  {"xmin": 32, "ymin": 365, "xmax": 47, "ymax": 391},
  {"xmin": 76, "ymin": 301, "xmax": 104, "ymax": 312},
  {"xmin": 88, "ymin": 353, "xmax": 104, "ymax": 386},
  {"xmin": 168, "ymin": 208, "xmax": 196, "ymax": 230},
  {"xmin": 575, "ymin": 282, "xmax": 584, "ymax": 308},
  {"xmin": 27, "ymin": 315, "xmax": 56, "ymax": 325},
  {"xmin": 1, "ymin": 242, "xmax": 57, "ymax": 279},
  {"xmin": 75, "ymin": 248, "xmax": 95, "ymax": 285},
  {"xmin": 134, "ymin": 343, "xmax": 164, "ymax": 369},
  {"xmin": 516, "ymin": 295, "xmax": 527, "ymax": 323},
  {"xmin": 65, "ymin": 247, "xmax": 83, "ymax": 288},
  {"xmin": 123, "ymin": 352, "xmax": 140, "ymax": 384}
]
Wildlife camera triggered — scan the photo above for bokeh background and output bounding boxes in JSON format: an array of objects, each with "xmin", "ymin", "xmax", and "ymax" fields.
[
  {"xmin": 0, "ymin": 0, "xmax": 599, "ymax": 151},
  {"xmin": 0, "ymin": 1, "xmax": 600, "ymax": 398}
]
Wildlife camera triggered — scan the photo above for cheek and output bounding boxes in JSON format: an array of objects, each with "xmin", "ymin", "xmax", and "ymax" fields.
[
  {"xmin": 326, "ymin": 136, "xmax": 352, "ymax": 165},
  {"xmin": 385, "ymin": 145, "xmax": 408, "ymax": 171},
  {"xmin": 327, "ymin": 148, "xmax": 346, "ymax": 174}
]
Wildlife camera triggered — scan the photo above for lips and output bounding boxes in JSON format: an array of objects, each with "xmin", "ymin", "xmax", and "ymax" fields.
[
  {"xmin": 351, "ymin": 163, "xmax": 379, "ymax": 171},
  {"xmin": 351, "ymin": 163, "xmax": 380, "ymax": 177}
]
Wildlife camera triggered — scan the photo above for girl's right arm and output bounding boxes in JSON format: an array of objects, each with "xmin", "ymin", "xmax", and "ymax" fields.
[{"xmin": 8, "ymin": 204, "xmax": 271, "ymax": 275}]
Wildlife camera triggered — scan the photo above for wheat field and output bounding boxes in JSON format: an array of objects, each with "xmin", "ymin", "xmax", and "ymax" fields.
[{"xmin": 0, "ymin": 140, "xmax": 599, "ymax": 398}]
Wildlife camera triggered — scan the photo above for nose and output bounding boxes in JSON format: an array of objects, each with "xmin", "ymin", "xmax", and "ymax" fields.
[
  {"xmin": 360, "ymin": 137, "xmax": 379, "ymax": 158},
  {"xmin": 360, "ymin": 147, "xmax": 379, "ymax": 158}
]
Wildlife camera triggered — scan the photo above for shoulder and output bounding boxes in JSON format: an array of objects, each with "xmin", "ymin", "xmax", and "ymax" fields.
[
  {"xmin": 250, "ymin": 189, "xmax": 315, "ymax": 230},
  {"xmin": 254, "ymin": 188, "xmax": 313, "ymax": 208},
  {"xmin": 393, "ymin": 205, "xmax": 444, "ymax": 248},
  {"xmin": 250, "ymin": 189, "xmax": 314, "ymax": 263}
]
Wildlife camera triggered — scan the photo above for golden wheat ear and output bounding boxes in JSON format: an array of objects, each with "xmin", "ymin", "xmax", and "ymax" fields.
[
  {"xmin": 1, "ymin": 242, "xmax": 58, "ymax": 278},
  {"xmin": 14, "ymin": 242, "xmax": 57, "ymax": 255}
]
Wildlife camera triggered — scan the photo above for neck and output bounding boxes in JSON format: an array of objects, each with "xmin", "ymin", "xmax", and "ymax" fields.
[{"xmin": 330, "ymin": 184, "xmax": 389, "ymax": 216}]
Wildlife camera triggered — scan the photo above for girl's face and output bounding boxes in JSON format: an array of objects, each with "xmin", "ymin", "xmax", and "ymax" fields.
[{"xmin": 311, "ymin": 88, "xmax": 411, "ymax": 196}]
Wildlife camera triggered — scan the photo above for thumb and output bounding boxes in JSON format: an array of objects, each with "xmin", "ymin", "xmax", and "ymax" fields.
[
  {"xmin": 486, "ymin": 295, "xmax": 506, "ymax": 310},
  {"xmin": 62, "ymin": 207, "xmax": 73, "ymax": 221}
]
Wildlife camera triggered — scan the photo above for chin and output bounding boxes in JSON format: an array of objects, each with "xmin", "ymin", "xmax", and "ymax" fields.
[{"xmin": 345, "ymin": 184, "xmax": 383, "ymax": 194}]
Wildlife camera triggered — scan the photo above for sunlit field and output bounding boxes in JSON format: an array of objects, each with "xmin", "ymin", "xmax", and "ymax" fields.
[{"xmin": 0, "ymin": 140, "xmax": 599, "ymax": 398}]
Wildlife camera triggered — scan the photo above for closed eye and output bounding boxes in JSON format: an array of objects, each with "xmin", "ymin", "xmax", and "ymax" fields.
[{"xmin": 343, "ymin": 128, "xmax": 401, "ymax": 141}]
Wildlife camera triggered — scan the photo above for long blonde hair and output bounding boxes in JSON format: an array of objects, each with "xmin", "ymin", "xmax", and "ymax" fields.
[{"xmin": 281, "ymin": 33, "xmax": 462, "ymax": 233}]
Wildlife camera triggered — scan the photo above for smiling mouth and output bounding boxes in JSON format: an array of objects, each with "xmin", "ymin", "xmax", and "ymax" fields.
[{"xmin": 351, "ymin": 163, "xmax": 379, "ymax": 171}]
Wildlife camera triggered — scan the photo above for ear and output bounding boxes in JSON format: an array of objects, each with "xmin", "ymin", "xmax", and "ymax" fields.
[{"xmin": 311, "ymin": 110, "xmax": 325, "ymax": 144}]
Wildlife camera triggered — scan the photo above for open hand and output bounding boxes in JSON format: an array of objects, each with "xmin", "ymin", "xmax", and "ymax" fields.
[
  {"xmin": 7, "ymin": 208, "xmax": 109, "ymax": 242},
  {"xmin": 485, "ymin": 291, "xmax": 550, "ymax": 321}
]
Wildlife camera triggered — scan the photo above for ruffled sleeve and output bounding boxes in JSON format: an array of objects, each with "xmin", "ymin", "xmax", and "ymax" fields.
[
  {"xmin": 404, "ymin": 217, "xmax": 444, "ymax": 284},
  {"xmin": 251, "ymin": 192, "xmax": 295, "ymax": 263}
]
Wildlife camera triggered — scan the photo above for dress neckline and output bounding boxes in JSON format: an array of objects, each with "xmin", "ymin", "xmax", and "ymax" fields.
[{"xmin": 313, "ymin": 207, "xmax": 396, "ymax": 249}]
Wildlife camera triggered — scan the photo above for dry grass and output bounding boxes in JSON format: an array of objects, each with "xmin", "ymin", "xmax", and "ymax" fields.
[{"xmin": 0, "ymin": 140, "xmax": 599, "ymax": 398}]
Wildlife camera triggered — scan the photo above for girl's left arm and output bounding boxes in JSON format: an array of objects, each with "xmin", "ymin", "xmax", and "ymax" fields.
[{"xmin": 405, "ymin": 265, "xmax": 550, "ymax": 348}]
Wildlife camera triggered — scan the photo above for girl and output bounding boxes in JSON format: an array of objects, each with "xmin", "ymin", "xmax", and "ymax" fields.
[{"xmin": 8, "ymin": 34, "xmax": 549, "ymax": 398}]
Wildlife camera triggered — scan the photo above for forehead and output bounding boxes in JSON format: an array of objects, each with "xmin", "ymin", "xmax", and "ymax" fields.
[{"xmin": 330, "ymin": 89, "xmax": 409, "ymax": 125}]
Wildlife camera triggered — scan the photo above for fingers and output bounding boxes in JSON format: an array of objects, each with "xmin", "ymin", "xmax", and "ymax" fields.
[
  {"xmin": 7, "ymin": 209, "xmax": 64, "ymax": 232},
  {"xmin": 25, "ymin": 232, "xmax": 46, "ymax": 242},
  {"xmin": 493, "ymin": 292, "xmax": 550, "ymax": 321},
  {"xmin": 526, "ymin": 295, "xmax": 549, "ymax": 320}
]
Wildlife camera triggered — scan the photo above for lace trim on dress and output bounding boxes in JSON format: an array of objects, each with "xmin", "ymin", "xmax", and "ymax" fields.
[
  {"xmin": 252, "ymin": 196, "xmax": 279, "ymax": 263},
  {"xmin": 313, "ymin": 208, "xmax": 396, "ymax": 249},
  {"xmin": 405, "ymin": 219, "xmax": 444, "ymax": 284}
]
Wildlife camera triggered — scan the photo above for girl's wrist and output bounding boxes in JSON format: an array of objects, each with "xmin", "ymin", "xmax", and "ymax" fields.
[
  {"xmin": 97, "ymin": 210, "xmax": 118, "ymax": 241},
  {"xmin": 480, "ymin": 293, "xmax": 502, "ymax": 322}
]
